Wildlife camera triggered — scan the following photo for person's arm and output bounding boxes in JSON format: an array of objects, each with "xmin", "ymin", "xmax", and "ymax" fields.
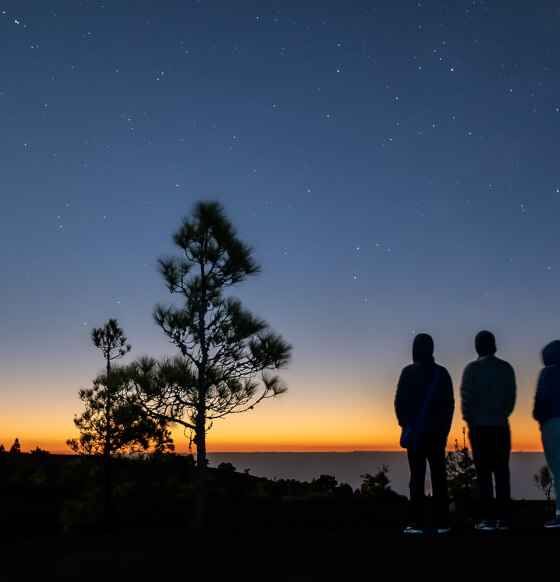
[
  {"xmin": 533, "ymin": 368, "xmax": 547, "ymax": 423},
  {"xmin": 460, "ymin": 364, "xmax": 473, "ymax": 423},
  {"xmin": 441, "ymin": 367, "xmax": 455, "ymax": 435},
  {"xmin": 504, "ymin": 363, "xmax": 516, "ymax": 417},
  {"xmin": 395, "ymin": 368, "xmax": 409, "ymax": 427}
]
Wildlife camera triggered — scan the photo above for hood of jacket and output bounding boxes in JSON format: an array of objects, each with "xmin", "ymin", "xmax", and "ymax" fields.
[
  {"xmin": 542, "ymin": 340, "xmax": 560, "ymax": 366},
  {"xmin": 412, "ymin": 333, "xmax": 435, "ymax": 363}
]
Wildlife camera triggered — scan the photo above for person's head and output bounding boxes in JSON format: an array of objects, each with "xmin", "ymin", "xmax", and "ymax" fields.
[
  {"xmin": 542, "ymin": 340, "xmax": 560, "ymax": 366},
  {"xmin": 412, "ymin": 333, "xmax": 434, "ymax": 363},
  {"xmin": 475, "ymin": 330, "xmax": 496, "ymax": 356}
]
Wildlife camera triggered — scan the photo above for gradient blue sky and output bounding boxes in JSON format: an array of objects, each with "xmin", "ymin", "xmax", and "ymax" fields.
[{"xmin": 1, "ymin": 0, "xmax": 558, "ymax": 452}]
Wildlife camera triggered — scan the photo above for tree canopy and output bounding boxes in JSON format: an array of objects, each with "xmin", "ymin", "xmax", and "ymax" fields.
[{"xmin": 67, "ymin": 368, "xmax": 174, "ymax": 455}]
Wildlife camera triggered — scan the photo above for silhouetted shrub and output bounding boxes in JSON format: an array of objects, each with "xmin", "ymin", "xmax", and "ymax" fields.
[
  {"xmin": 10, "ymin": 438, "xmax": 21, "ymax": 454},
  {"xmin": 359, "ymin": 465, "xmax": 405, "ymax": 503},
  {"xmin": 534, "ymin": 465, "xmax": 553, "ymax": 502},
  {"xmin": 446, "ymin": 435, "xmax": 477, "ymax": 515}
]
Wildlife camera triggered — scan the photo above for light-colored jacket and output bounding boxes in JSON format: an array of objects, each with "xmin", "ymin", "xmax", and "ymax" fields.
[{"xmin": 461, "ymin": 355, "xmax": 516, "ymax": 427}]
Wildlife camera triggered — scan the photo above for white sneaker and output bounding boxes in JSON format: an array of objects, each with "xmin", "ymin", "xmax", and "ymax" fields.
[
  {"xmin": 475, "ymin": 519, "xmax": 495, "ymax": 531},
  {"xmin": 544, "ymin": 515, "xmax": 560, "ymax": 528},
  {"xmin": 403, "ymin": 524, "xmax": 424, "ymax": 534}
]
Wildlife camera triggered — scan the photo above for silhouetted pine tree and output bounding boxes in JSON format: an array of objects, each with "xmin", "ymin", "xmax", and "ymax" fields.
[
  {"xmin": 129, "ymin": 201, "xmax": 291, "ymax": 529},
  {"xmin": 446, "ymin": 428, "xmax": 477, "ymax": 513}
]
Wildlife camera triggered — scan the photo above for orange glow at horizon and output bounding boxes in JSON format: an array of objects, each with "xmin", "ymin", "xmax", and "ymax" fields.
[
  {"xmin": 1, "ymin": 418, "xmax": 544, "ymax": 456},
  {"xmin": 2, "ymin": 437, "xmax": 543, "ymax": 456},
  {"xmin": 0, "ymin": 375, "xmax": 545, "ymax": 455}
]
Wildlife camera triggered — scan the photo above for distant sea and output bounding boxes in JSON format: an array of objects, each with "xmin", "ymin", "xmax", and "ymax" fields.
[{"xmin": 206, "ymin": 451, "xmax": 548, "ymax": 500}]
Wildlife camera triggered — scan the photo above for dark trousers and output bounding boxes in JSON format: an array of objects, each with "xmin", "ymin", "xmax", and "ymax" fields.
[
  {"xmin": 469, "ymin": 425, "xmax": 511, "ymax": 521},
  {"xmin": 407, "ymin": 434, "xmax": 449, "ymax": 528}
]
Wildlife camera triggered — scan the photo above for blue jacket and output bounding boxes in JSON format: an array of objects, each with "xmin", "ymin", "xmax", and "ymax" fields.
[
  {"xmin": 533, "ymin": 340, "xmax": 560, "ymax": 426},
  {"xmin": 395, "ymin": 335, "xmax": 454, "ymax": 437}
]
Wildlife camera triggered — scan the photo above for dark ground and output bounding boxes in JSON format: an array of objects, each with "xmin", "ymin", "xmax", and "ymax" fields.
[
  {"xmin": 2, "ymin": 511, "xmax": 558, "ymax": 582},
  {"xmin": 0, "ymin": 454, "xmax": 556, "ymax": 581}
]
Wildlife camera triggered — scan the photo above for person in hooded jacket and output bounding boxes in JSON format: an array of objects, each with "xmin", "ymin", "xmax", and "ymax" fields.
[
  {"xmin": 395, "ymin": 333, "xmax": 455, "ymax": 534},
  {"xmin": 533, "ymin": 340, "xmax": 560, "ymax": 528},
  {"xmin": 461, "ymin": 330, "xmax": 516, "ymax": 531}
]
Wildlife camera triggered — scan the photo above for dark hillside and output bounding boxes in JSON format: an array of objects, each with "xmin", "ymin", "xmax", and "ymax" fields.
[{"xmin": 0, "ymin": 452, "xmax": 557, "ymax": 581}]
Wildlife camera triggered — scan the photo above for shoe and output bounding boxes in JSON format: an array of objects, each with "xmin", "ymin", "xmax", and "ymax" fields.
[
  {"xmin": 496, "ymin": 519, "xmax": 510, "ymax": 531},
  {"xmin": 403, "ymin": 524, "xmax": 424, "ymax": 534},
  {"xmin": 475, "ymin": 519, "xmax": 496, "ymax": 531},
  {"xmin": 544, "ymin": 515, "xmax": 560, "ymax": 528},
  {"xmin": 437, "ymin": 526, "xmax": 452, "ymax": 534}
]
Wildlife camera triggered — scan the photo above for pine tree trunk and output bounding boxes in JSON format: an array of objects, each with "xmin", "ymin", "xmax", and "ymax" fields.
[
  {"xmin": 194, "ymin": 276, "xmax": 208, "ymax": 532},
  {"xmin": 194, "ymin": 412, "xmax": 207, "ymax": 531},
  {"xmin": 103, "ymin": 363, "xmax": 113, "ymax": 532},
  {"xmin": 103, "ymin": 446, "xmax": 112, "ymax": 531}
]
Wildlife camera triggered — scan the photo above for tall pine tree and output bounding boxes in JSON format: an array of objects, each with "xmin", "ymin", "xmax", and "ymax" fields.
[{"xmin": 130, "ymin": 201, "xmax": 291, "ymax": 528}]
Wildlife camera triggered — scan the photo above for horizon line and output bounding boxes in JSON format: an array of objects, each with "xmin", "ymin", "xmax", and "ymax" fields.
[{"xmin": 1, "ymin": 449, "xmax": 418, "ymax": 456}]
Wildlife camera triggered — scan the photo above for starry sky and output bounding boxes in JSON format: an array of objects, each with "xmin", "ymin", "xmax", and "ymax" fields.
[{"xmin": 1, "ymin": 0, "xmax": 559, "ymax": 453}]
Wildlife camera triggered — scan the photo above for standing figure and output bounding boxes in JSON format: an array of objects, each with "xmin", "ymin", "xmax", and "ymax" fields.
[
  {"xmin": 533, "ymin": 340, "xmax": 560, "ymax": 528},
  {"xmin": 395, "ymin": 333, "xmax": 454, "ymax": 534},
  {"xmin": 461, "ymin": 330, "xmax": 516, "ymax": 531}
]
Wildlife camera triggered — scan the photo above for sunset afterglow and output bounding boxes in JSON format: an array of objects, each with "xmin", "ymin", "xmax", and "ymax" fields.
[{"xmin": 1, "ymin": 2, "xmax": 557, "ymax": 462}]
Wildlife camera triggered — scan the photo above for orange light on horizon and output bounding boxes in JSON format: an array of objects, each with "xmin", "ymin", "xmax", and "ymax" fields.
[
  {"xmin": 0, "ymin": 434, "xmax": 544, "ymax": 456},
  {"xmin": 0, "ymin": 406, "xmax": 545, "ymax": 455}
]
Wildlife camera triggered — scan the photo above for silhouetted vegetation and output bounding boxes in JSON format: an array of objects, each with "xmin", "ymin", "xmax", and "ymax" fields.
[
  {"xmin": 67, "ymin": 369, "xmax": 175, "ymax": 456},
  {"xmin": 446, "ymin": 429, "xmax": 477, "ymax": 517},
  {"xmin": 67, "ymin": 319, "xmax": 174, "ymax": 531},
  {"xmin": 360, "ymin": 464, "xmax": 406, "ymax": 504},
  {"xmin": 0, "ymin": 452, "xmax": 409, "ymax": 536},
  {"xmin": 127, "ymin": 201, "xmax": 292, "ymax": 528},
  {"xmin": 0, "ymin": 450, "xmax": 554, "ymax": 553},
  {"xmin": 10, "ymin": 438, "xmax": 21, "ymax": 454},
  {"xmin": 30, "ymin": 446, "xmax": 50, "ymax": 456},
  {"xmin": 534, "ymin": 465, "xmax": 553, "ymax": 503}
]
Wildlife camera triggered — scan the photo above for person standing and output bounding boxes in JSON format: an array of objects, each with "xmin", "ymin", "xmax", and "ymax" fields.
[
  {"xmin": 533, "ymin": 340, "xmax": 560, "ymax": 528},
  {"xmin": 395, "ymin": 333, "xmax": 455, "ymax": 534},
  {"xmin": 461, "ymin": 330, "xmax": 516, "ymax": 531}
]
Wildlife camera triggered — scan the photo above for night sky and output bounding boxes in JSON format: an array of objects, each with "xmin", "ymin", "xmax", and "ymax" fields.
[{"xmin": 1, "ymin": 1, "xmax": 559, "ymax": 453}]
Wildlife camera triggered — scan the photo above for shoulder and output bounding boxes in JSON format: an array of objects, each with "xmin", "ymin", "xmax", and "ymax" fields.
[
  {"xmin": 494, "ymin": 355, "xmax": 512, "ymax": 366},
  {"xmin": 398, "ymin": 363, "xmax": 415, "ymax": 383},
  {"xmin": 462, "ymin": 360, "xmax": 479, "ymax": 374},
  {"xmin": 436, "ymin": 365, "xmax": 453, "ymax": 389},
  {"xmin": 399, "ymin": 363, "xmax": 415, "ymax": 376},
  {"xmin": 540, "ymin": 364, "xmax": 560, "ymax": 383},
  {"xmin": 494, "ymin": 356, "xmax": 515, "ymax": 374},
  {"xmin": 436, "ymin": 365, "xmax": 452, "ymax": 379}
]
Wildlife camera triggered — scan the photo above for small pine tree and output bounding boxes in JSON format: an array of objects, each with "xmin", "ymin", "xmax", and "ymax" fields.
[
  {"xmin": 30, "ymin": 446, "xmax": 50, "ymax": 456},
  {"xmin": 312, "ymin": 474, "xmax": 338, "ymax": 491},
  {"xmin": 217, "ymin": 462, "xmax": 236, "ymax": 475},
  {"xmin": 446, "ymin": 428, "xmax": 477, "ymax": 510},
  {"xmin": 9, "ymin": 438, "xmax": 21, "ymax": 454},
  {"xmin": 534, "ymin": 465, "xmax": 553, "ymax": 502},
  {"xmin": 360, "ymin": 464, "xmax": 404, "ymax": 502}
]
